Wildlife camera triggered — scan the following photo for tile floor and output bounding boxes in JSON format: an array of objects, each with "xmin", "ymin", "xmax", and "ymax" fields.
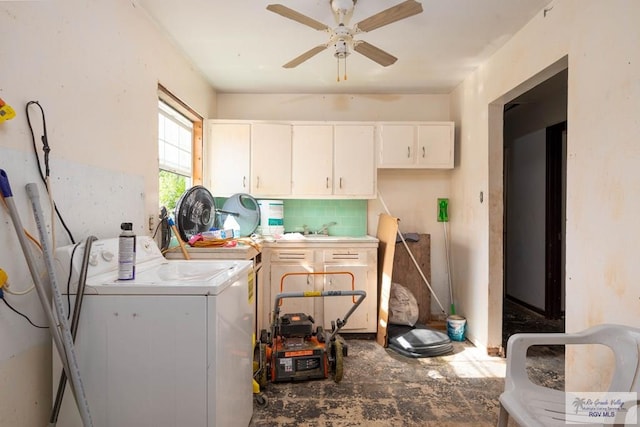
[{"xmin": 250, "ymin": 301, "xmax": 565, "ymax": 426}]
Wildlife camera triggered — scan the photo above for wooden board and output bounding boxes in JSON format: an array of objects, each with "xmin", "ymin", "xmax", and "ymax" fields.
[
  {"xmin": 391, "ymin": 234, "xmax": 431, "ymax": 325},
  {"xmin": 375, "ymin": 213, "xmax": 399, "ymax": 347}
]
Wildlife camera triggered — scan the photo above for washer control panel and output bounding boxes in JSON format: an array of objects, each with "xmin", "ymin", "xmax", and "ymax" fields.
[{"xmin": 54, "ymin": 236, "xmax": 163, "ymax": 291}]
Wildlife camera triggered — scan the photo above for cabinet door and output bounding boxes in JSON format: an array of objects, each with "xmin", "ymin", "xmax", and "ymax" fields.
[
  {"xmin": 416, "ymin": 123, "xmax": 454, "ymax": 168},
  {"xmin": 291, "ymin": 124, "xmax": 333, "ymax": 196},
  {"xmin": 251, "ymin": 123, "xmax": 292, "ymax": 196},
  {"xmin": 270, "ymin": 264, "xmax": 314, "ymax": 320},
  {"xmin": 208, "ymin": 123, "xmax": 251, "ymax": 195},
  {"xmin": 333, "ymin": 125, "xmax": 376, "ymax": 197},
  {"xmin": 323, "ymin": 264, "xmax": 370, "ymax": 331},
  {"xmin": 377, "ymin": 124, "xmax": 416, "ymax": 167}
]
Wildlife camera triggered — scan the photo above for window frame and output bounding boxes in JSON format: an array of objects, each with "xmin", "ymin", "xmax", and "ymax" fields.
[{"xmin": 157, "ymin": 84, "xmax": 203, "ymax": 186}]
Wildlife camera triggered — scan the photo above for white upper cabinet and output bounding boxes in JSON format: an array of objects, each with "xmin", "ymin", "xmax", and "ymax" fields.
[
  {"xmin": 334, "ymin": 124, "xmax": 376, "ymax": 197},
  {"xmin": 291, "ymin": 124, "xmax": 333, "ymax": 196},
  {"xmin": 378, "ymin": 124, "xmax": 415, "ymax": 166},
  {"xmin": 378, "ymin": 122, "xmax": 454, "ymax": 169},
  {"xmin": 416, "ymin": 123, "xmax": 454, "ymax": 168},
  {"xmin": 207, "ymin": 120, "xmax": 382, "ymax": 199},
  {"xmin": 291, "ymin": 123, "xmax": 376, "ymax": 198},
  {"xmin": 207, "ymin": 122, "xmax": 251, "ymax": 196},
  {"xmin": 251, "ymin": 123, "xmax": 292, "ymax": 196}
]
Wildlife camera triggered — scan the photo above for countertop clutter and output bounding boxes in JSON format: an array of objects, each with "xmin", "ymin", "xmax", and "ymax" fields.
[{"xmin": 164, "ymin": 241, "xmax": 260, "ymax": 260}]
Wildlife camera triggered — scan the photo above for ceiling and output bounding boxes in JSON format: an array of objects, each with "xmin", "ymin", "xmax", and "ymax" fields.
[{"xmin": 136, "ymin": 0, "xmax": 552, "ymax": 94}]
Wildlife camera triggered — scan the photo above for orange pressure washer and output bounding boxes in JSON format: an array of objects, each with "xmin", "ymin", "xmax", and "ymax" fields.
[{"xmin": 254, "ymin": 272, "xmax": 366, "ymax": 389}]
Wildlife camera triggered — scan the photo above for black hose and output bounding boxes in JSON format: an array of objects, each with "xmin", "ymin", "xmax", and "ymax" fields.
[
  {"xmin": 26, "ymin": 101, "xmax": 76, "ymax": 244},
  {"xmin": 49, "ymin": 235, "xmax": 97, "ymax": 425}
]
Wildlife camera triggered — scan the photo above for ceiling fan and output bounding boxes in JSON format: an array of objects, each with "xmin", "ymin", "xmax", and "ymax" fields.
[{"xmin": 266, "ymin": 0, "xmax": 423, "ymax": 72}]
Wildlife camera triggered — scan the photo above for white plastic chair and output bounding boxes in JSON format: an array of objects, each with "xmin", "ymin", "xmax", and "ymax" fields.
[{"xmin": 498, "ymin": 324, "xmax": 640, "ymax": 427}]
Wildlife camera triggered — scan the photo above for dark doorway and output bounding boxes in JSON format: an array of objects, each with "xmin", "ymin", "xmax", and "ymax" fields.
[
  {"xmin": 545, "ymin": 121, "xmax": 566, "ymax": 320},
  {"xmin": 502, "ymin": 70, "xmax": 567, "ymax": 348}
]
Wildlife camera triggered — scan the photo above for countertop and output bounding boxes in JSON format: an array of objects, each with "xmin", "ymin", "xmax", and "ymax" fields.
[
  {"xmin": 164, "ymin": 235, "xmax": 380, "ymax": 259},
  {"xmin": 260, "ymin": 234, "xmax": 379, "ymax": 247}
]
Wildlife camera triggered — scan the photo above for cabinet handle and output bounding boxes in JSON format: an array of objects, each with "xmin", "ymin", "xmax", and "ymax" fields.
[
  {"xmin": 407, "ymin": 146, "xmax": 411, "ymax": 158},
  {"xmin": 326, "ymin": 177, "xmax": 329, "ymax": 188},
  {"xmin": 422, "ymin": 146, "xmax": 426, "ymax": 158},
  {"xmin": 243, "ymin": 176, "xmax": 246, "ymax": 188},
  {"xmin": 339, "ymin": 177, "xmax": 343, "ymax": 189},
  {"xmin": 307, "ymin": 274, "xmax": 311, "ymax": 285},
  {"xmin": 256, "ymin": 176, "xmax": 260, "ymax": 188}
]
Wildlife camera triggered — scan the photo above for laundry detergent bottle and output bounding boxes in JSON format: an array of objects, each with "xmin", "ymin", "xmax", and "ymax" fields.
[{"xmin": 118, "ymin": 222, "xmax": 136, "ymax": 280}]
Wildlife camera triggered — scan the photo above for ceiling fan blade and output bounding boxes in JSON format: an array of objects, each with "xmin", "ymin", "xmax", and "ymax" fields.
[
  {"xmin": 353, "ymin": 41, "xmax": 398, "ymax": 67},
  {"xmin": 266, "ymin": 4, "xmax": 329, "ymax": 31},
  {"xmin": 283, "ymin": 45, "xmax": 328, "ymax": 68},
  {"xmin": 355, "ymin": 0, "xmax": 423, "ymax": 33}
]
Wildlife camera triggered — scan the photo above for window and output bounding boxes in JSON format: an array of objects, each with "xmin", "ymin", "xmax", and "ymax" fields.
[{"xmin": 157, "ymin": 86, "xmax": 203, "ymax": 211}]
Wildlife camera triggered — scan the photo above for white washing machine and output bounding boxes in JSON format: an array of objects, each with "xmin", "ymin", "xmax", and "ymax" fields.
[{"xmin": 53, "ymin": 236, "xmax": 254, "ymax": 427}]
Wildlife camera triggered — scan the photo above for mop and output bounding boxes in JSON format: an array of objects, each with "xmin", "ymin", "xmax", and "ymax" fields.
[
  {"xmin": 438, "ymin": 198, "xmax": 455, "ymax": 315},
  {"xmin": 0, "ymin": 170, "xmax": 93, "ymax": 426}
]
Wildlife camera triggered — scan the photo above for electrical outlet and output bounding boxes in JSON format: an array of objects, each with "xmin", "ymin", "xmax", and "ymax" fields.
[{"xmin": 148, "ymin": 214, "xmax": 155, "ymax": 232}]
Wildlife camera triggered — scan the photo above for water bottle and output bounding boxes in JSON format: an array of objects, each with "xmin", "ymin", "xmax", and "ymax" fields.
[
  {"xmin": 223, "ymin": 214, "xmax": 241, "ymax": 238},
  {"xmin": 118, "ymin": 222, "xmax": 136, "ymax": 280}
]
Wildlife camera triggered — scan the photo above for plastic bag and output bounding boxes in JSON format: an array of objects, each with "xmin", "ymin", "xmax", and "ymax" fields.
[{"xmin": 388, "ymin": 282, "xmax": 419, "ymax": 326}]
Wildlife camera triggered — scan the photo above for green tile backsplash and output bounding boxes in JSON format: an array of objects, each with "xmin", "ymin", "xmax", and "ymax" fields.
[
  {"xmin": 282, "ymin": 199, "xmax": 367, "ymax": 236},
  {"xmin": 211, "ymin": 197, "xmax": 367, "ymax": 237}
]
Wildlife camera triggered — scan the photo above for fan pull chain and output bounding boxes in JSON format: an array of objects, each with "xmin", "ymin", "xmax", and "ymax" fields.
[
  {"xmin": 336, "ymin": 57, "xmax": 348, "ymax": 82},
  {"xmin": 337, "ymin": 57, "xmax": 340, "ymax": 82},
  {"xmin": 344, "ymin": 56, "xmax": 347, "ymax": 81}
]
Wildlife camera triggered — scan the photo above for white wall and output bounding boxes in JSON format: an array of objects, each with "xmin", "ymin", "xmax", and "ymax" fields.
[
  {"xmin": 0, "ymin": 1, "xmax": 215, "ymax": 425},
  {"xmin": 450, "ymin": 0, "xmax": 640, "ymax": 390},
  {"xmin": 217, "ymin": 93, "xmax": 454, "ymax": 318},
  {"xmin": 505, "ymin": 129, "xmax": 546, "ymax": 310}
]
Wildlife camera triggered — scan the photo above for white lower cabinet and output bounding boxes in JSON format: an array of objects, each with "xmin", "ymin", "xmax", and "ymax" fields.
[
  {"xmin": 260, "ymin": 240, "xmax": 378, "ymax": 334},
  {"xmin": 269, "ymin": 250, "xmax": 315, "ymax": 318},
  {"xmin": 323, "ymin": 263, "xmax": 369, "ymax": 331}
]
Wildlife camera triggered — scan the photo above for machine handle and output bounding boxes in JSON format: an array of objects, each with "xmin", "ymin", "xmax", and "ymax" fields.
[{"xmin": 279, "ymin": 271, "xmax": 356, "ymax": 302}]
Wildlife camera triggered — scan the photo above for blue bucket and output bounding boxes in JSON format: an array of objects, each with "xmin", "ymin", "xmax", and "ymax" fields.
[{"xmin": 447, "ymin": 315, "xmax": 466, "ymax": 341}]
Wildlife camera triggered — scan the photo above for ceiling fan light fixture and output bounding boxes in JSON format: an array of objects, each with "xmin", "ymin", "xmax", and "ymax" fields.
[{"xmin": 333, "ymin": 38, "xmax": 350, "ymax": 59}]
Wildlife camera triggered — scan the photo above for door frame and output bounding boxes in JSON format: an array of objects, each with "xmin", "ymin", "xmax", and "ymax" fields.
[{"xmin": 486, "ymin": 56, "xmax": 568, "ymax": 350}]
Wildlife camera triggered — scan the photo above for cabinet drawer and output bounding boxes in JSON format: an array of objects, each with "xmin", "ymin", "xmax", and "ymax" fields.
[
  {"xmin": 270, "ymin": 250, "xmax": 314, "ymax": 263},
  {"xmin": 322, "ymin": 249, "xmax": 367, "ymax": 263}
]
